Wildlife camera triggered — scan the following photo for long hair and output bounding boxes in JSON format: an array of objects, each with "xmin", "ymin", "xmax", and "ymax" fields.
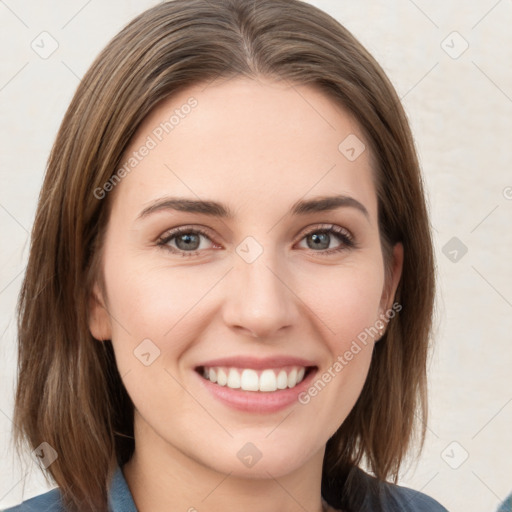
[{"xmin": 13, "ymin": 1, "xmax": 435, "ymax": 510}]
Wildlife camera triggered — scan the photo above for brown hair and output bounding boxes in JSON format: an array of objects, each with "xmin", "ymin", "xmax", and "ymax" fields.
[{"xmin": 13, "ymin": 0, "xmax": 435, "ymax": 510}]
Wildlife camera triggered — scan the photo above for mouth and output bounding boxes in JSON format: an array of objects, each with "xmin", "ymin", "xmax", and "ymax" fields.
[
  {"xmin": 193, "ymin": 355, "xmax": 319, "ymax": 413},
  {"xmin": 195, "ymin": 365, "xmax": 316, "ymax": 393}
]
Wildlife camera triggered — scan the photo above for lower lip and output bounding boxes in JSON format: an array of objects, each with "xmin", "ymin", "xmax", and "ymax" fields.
[{"xmin": 195, "ymin": 368, "xmax": 317, "ymax": 413}]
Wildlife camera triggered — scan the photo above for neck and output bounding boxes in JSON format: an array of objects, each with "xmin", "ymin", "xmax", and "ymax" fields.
[{"xmin": 123, "ymin": 414, "xmax": 330, "ymax": 512}]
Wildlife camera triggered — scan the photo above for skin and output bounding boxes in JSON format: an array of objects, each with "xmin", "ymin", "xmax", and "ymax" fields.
[{"xmin": 89, "ymin": 76, "xmax": 403, "ymax": 512}]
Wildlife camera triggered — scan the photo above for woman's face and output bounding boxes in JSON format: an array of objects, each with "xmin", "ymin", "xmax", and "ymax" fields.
[{"xmin": 89, "ymin": 76, "xmax": 402, "ymax": 478}]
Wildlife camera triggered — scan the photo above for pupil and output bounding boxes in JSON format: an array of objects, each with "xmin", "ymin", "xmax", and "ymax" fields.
[
  {"xmin": 178, "ymin": 233, "xmax": 199, "ymax": 250},
  {"xmin": 310, "ymin": 232, "xmax": 329, "ymax": 250}
]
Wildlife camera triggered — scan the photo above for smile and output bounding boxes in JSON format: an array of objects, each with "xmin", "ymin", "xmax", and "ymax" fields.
[{"xmin": 199, "ymin": 366, "xmax": 309, "ymax": 392}]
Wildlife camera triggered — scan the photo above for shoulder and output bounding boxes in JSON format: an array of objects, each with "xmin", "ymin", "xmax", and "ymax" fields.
[
  {"xmin": 497, "ymin": 493, "xmax": 512, "ymax": 512},
  {"xmin": 2, "ymin": 488, "xmax": 63, "ymax": 512},
  {"xmin": 2, "ymin": 465, "xmax": 137, "ymax": 512},
  {"xmin": 323, "ymin": 466, "xmax": 449, "ymax": 512},
  {"xmin": 362, "ymin": 472, "xmax": 449, "ymax": 512},
  {"xmin": 377, "ymin": 480, "xmax": 449, "ymax": 512}
]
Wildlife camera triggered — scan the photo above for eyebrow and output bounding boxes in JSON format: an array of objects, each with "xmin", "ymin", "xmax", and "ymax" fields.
[{"xmin": 137, "ymin": 194, "xmax": 370, "ymax": 221}]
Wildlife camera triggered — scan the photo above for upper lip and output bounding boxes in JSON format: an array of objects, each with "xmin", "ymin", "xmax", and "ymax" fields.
[{"xmin": 195, "ymin": 356, "xmax": 317, "ymax": 370}]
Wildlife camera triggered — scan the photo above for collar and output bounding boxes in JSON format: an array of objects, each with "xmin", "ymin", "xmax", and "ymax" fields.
[{"xmin": 108, "ymin": 466, "xmax": 138, "ymax": 512}]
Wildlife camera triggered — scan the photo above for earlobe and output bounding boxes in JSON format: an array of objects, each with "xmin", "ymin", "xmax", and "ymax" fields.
[{"xmin": 88, "ymin": 282, "xmax": 112, "ymax": 341}]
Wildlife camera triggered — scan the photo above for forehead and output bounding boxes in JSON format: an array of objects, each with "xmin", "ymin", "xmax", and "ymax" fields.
[{"xmin": 112, "ymin": 76, "xmax": 377, "ymax": 222}]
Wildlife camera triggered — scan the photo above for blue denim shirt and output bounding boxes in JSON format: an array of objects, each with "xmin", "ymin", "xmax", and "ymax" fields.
[
  {"xmin": 497, "ymin": 493, "xmax": 512, "ymax": 512},
  {"xmin": 2, "ymin": 467, "xmax": 136, "ymax": 512},
  {"xmin": 2, "ymin": 465, "xmax": 449, "ymax": 511}
]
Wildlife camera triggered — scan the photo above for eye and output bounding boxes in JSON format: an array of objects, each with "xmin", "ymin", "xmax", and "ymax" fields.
[
  {"xmin": 157, "ymin": 227, "xmax": 217, "ymax": 257},
  {"xmin": 296, "ymin": 224, "xmax": 356, "ymax": 256},
  {"xmin": 157, "ymin": 224, "xmax": 357, "ymax": 257}
]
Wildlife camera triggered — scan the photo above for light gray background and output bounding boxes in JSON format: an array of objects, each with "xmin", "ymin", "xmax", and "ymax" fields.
[{"xmin": 1, "ymin": 1, "xmax": 511, "ymax": 510}]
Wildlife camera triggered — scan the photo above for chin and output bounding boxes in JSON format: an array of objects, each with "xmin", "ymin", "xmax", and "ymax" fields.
[{"xmin": 192, "ymin": 434, "xmax": 321, "ymax": 480}]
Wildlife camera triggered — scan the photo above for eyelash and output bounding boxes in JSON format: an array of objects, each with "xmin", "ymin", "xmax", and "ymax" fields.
[{"xmin": 156, "ymin": 224, "xmax": 357, "ymax": 258}]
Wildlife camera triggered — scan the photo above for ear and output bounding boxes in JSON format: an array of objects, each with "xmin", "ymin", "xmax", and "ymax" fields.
[
  {"xmin": 379, "ymin": 242, "xmax": 404, "ymax": 315},
  {"xmin": 88, "ymin": 281, "xmax": 112, "ymax": 341}
]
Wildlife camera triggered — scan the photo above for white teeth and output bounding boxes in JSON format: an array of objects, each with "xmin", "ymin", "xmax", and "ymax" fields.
[
  {"xmin": 217, "ymin": 368, "xmax": 227, "ymax": 386},
  {"xmin": 203, "ymin": 366, "xmax": 308, "ymax": 392},
  {"xmin": 259, "ymin": 369, "xmax": 277, "ymax": 392},
  {"xmin": 227, "ymin": 368, "xmax": 241, "ymax": 389},
  {"xmin": 287, "ymin": 368, "xmax": 298, "ymax": 388},
  {"xmin": 241, "ymin": 369, "xmax": 259, "ymax": 391},
  {"xmin": 276, "ymin": 370, "xmax": 288, "ymax": 389}
]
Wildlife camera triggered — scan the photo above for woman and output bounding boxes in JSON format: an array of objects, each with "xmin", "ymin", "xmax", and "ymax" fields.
[{"xmin": 6, "ymin": 0, "xmax": 448, "ymax": 511}]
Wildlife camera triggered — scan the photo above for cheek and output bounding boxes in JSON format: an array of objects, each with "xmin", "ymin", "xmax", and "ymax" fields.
[
  {"xmin": 103, "ymin": 249, "xmax": 226, "ymax": 363},
  {"xmin": 305, "ymin": 260, "xmax": 385, "ymax": 347},
  {"xmin": 297, "ymin": 262, "xmax": 383, "ymax": 418}
]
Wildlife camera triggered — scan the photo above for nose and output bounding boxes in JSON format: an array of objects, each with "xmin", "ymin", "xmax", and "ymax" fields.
[{"xmin": 222, "ymin": 245, "xmax": 300, "ymax": 340}]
